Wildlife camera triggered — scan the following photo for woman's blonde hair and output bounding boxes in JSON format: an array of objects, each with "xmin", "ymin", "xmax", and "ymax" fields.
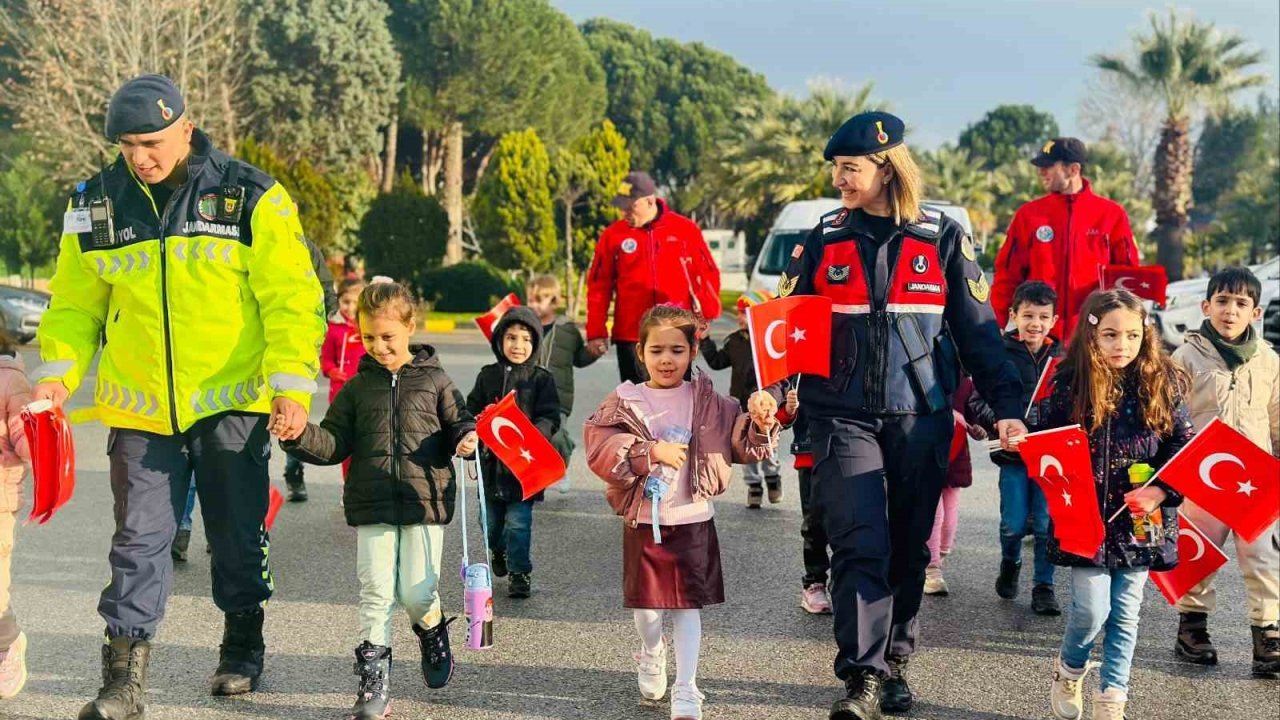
[
  {"xmin": 1060, "ymin": 289, "xmax": 1187, "ymax": 435},
  {"xmin": 867, "ymin": 144, "xmax": 923, "ymax": 225}
]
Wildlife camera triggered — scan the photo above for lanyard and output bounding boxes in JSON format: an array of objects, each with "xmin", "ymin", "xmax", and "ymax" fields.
[{"xmin": 455, "ymin": 455, "xmax": 493, "ymax": 579}]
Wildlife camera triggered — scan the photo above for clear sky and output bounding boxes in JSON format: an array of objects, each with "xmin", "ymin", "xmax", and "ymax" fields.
[{"xmin": 552, "ymin": 0, "xmax": 1280, "ymax": 149}]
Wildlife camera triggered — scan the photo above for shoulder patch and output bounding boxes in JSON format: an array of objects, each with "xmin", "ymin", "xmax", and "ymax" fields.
[
  {"xmin": 960, "ymin": 234, "xmax": 976, "ymax": 262},
  {"xmin": 967, "ymin": 275, "xmax": 990, "ymax": 303},
  {"xmin": 776, "ymin": 273, "xmax": 798, "ymax": 297}
]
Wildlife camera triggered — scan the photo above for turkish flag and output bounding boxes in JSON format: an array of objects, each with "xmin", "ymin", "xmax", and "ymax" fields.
[
  {"xmin": 1149, "ymin": 512, "xmax": 1230, "ymax": 605},
  {"xmin": 1018, "ymin": 425, "xmax": 1105, "ymax": 559},
  {"xmin": 1153, "ymin": 418, "xmax": 1279, "ymax": 544},
  {"xmin": 1026, "ymin": 356, "xmax": 1062, "ymax": 416},
  {"xmin": 265, "ymin": 485, "xmax": 285, "ymax": 531},
  {"xmin": 474, "ymin": 293, "xmax": 521, "ymax": 341},
  {"xmin": 949, "ymin": 412, "xmax": 967, "ymax": 462},
  {"xmin": 1100, "ymin": 264, "xmax": 1168, "ymax": 305},
  {"xmin": 744, "ymin": 295, "xmax": 832, "ymax": 388},
  {"xmin": 476, "ymin": 391, "xmax": 566, "ymax": 500},
  {"xmin": 21, "ymin": 400, "xmax": 76, "ymax": 525}
]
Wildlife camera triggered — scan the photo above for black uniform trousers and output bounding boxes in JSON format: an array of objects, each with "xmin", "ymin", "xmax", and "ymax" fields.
[
  {"xmin": 810, "ymin": 409, "xmax": 950, "ymax": 680},
  {"xmin": 99, "ymin": 412, "xmax": 274, "ymax": 639}
]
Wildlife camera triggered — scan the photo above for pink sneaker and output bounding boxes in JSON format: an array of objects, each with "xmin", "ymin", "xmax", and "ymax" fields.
[
  {"xmin": 801, "ymin": 583, "xmax": 832, "ymax": 614},
  {"xmin": 0, "ymin": 632, "xmax": 28, "ymax": 699}
]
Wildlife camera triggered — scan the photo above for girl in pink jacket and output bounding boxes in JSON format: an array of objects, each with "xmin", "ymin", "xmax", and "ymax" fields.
[
  {"xmin": 0, "ymin": 337, "xmax": 32, "ymax": 699},
  {"xmin": 319, "ymin": 278, "xmax": 365, "ymax": 483},
  {"xmin": 584, "ymin": 305, "xmax": 788, "ymax": 720}
]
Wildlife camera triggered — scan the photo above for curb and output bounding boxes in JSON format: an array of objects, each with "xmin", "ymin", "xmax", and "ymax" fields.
[{"xmin": 423, "ymin": 319, "xmax": 460, "ymax": 333}]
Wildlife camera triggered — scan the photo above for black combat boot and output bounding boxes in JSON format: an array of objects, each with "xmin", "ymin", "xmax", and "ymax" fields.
[
  {"xmin": 77, "ymin": 636, "xmax": 150, "ymax": 720},
  {"xmin": 1251, "ymin": 624, "xmax": 1280, "ymax": 676},
  {"xmin": 830, "ymin": 669, "xmax": 882, "ymax": 720},
  {"xmin": 284, "ymin": 462, "xmax": 307, "ymax": 502},
  {"xmin": 412, "ymin": 617, "xmax": 455, "ymax": 689},
  {"xmin": 346, "ymin": 642, "xmax": 391, "ymax": 720},
  {"xmin": 880, "ymin": 655, "xmax": 913, "ymax": 713},
  {"xmin": 508, "ymin": 573, "xmax": 531, "ymax": 599},
  {"xmin": 1175, "ymin": 612, "xmax": 1218, "ymax": 665},
  {"xmin": 210, "ymin": 607, "xmax": 265, "ymax": 695},
  {"xmin": 171, "ymin": 528, "xmax": 191, "ymax": 562}
]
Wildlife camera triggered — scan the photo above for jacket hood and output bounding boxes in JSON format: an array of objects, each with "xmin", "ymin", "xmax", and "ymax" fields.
[
  {"xmin": 357, "ymin": 344, "xmax": 442, "ymax": 374},
  {"xmin": 489, "ymin": 306, "xmax": 543, "ymax": 365},
  {"xmin": 0, "ymin": 353, "xmax": 24, "ymax": 373}
]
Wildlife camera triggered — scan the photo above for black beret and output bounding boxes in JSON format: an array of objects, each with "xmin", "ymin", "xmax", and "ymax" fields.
[
  {"xmin": 823, "ymin": 111, "xmax": 905, "ymax": 160},
  {"xmin": 104, "ymin": 74, "xmax": 186, "ymax": 140}
]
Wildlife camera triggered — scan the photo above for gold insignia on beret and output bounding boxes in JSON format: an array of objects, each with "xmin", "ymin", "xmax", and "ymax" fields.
[
  {"xmin": 776, "ymin": 273, "xmax": 798, "ymax": 298},
  {"xmin": 875, "ymin": 120, "xmax": 889, "ymax": 145},
  {"xmin": 960, "ymin": 234, "xmax": 976, "ymax": 262},
  {"xmin": 967, "ymin": 275, "xmax": 990, "ymax": 303}
]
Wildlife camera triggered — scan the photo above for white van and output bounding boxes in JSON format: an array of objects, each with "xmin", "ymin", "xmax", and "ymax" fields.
[{"xmin": 747, "ymin": 199, "xmax": 976, "ymax": 296}]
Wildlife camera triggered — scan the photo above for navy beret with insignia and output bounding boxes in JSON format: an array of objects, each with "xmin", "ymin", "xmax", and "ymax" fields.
[
  {"xmin": 105, "ymin": 74, "xmax": 186, "ymax": 140},
  {"xmin": 823, "ymin": 111, "xmax": 905, "ymax": 160}
]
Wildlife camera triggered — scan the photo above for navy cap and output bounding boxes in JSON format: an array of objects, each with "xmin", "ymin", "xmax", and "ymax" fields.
[
  {"xmin": 611, "ymin": 171, "xmax": 658, "ymax": 207},
  {"xmin": 104, "ymin": 74, "xmax": 186, "ymax": 140},
  {"xmin": 1030, "ymin": 137, "xmax": 1088, "ymax": 167},
  {"xmin": 823, "ymin": 111, "xmax": 905, "ymax": 160}
]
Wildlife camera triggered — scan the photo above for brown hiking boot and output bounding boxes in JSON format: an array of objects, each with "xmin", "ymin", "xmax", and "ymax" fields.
[
  {"xmin": 1175, "ymin": 612, "xmax": 1218, "ymax": 665},
  {"xmin": 1252, "ymin": 624, "xmax": 1280, "ymax": 676}
]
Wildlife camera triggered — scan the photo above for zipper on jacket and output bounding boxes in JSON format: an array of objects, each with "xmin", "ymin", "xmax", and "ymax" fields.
[
  {"xmin": 138, "ymin": 177, "xmax": 187, "ymax": 433},
  {"xmin": 1062, "ymin": 195, "xmax": 1076, "ymax": 321},
  {"xmin": 391, "ymin": 371, "xmax": 401, "ymax": 523}
]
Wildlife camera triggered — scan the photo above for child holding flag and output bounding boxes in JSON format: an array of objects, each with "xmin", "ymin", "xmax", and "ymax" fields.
[
  {"xmin": 282, "ymin": 282, "xmax": 478, "ymax": 720},
  {"xmin": 1034, "ymin": 289, "xmax": 1194, "ymax": 720},
  {"xmin": 699, "ymin": 290, "xmax": 783, "ymax": 508},
  {"xmin": 0, "ymin": 333, "xmax": 31, "ymax": 699},
  {"xmin": 1169, "ymin": 266, "xmax": 1280, "ymax": 675},
  {"xmin": 584, "ymin": 304, "xmax": 785, "ymax": 720},
  {"xmin": 466, "ymin": 306, "xmax": 561, "ymax": 599},
  {"xmin": 969, "ymin": 280, "xmax": 1064, "ymax": 614}
]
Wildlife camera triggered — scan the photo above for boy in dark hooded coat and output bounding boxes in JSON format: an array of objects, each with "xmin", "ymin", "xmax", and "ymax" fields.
[{"xmin": 466, "ymin": 306, "xmax": 561, "ymax": 598}]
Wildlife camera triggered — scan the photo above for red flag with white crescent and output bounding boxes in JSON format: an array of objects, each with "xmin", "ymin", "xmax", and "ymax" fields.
[
  {"xmin": 744, "ymin": 295, "xmax": 832, "ymax": 389},
  {"xmin": 1026, "ymin": 356, "xmax": 1062, "ymax": 416},
  {"xmin": 1152, "ymin": 418, "xmax": 1279, "ymax": 544},
  {"xmin": 476, "ymin": 391, "xmax": 566, "ymax": 500},
  {"xmin": 21, "ymin": 400, "xmax": 77, "ymax": 525},
  {"xmin": 1017, "ymin": 425, "xmax": 1105, "ymax": 559},
  {"xmin": 1100, "ymin": 264, "xmax": 1168, "ymax": 305},
  {"xmin": 474, "ymin": 293, "xmax": 521, "ymax": 341},
  {"xmin": 1149, "ymin": 512, "xmax": 1229, "ymax": 604}
]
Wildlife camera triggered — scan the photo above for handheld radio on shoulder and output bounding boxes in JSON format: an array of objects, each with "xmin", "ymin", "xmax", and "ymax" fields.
[{"xmin": 89, "ymin": 196, "xmax": 115, "ymax": 248}]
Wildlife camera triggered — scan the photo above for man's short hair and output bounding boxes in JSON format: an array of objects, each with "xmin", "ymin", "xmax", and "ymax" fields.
[
  {"xmin": 1205, "ymin": 266, "xmax": 1261, "ymax": 306},
  {"xmin": 1011, "ymin": 280, "xmax": 1057, "ymax": 311}
]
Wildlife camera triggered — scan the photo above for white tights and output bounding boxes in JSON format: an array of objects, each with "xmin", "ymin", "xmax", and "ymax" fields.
[{"xmin": 633, "ymin": 608, "xmax": 702, "ymax": 687}]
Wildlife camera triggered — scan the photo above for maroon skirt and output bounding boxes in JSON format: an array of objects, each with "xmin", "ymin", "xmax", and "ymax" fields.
[{"xmin": 623, "ymin": 518, "xmax": 724, "ymax": 609}]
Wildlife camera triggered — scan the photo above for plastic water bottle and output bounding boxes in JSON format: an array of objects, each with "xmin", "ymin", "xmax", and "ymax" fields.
[
  {"xmin": 646, "ymin": 426, "xmax": 693, "ymax": 544},
  {"xmin": 462, "ymin": 563, "xmax": 494, "ymax": 650},
  {"xmin": 1128, "ymin": 463, "xmax": 1163, "ymax": 547}
]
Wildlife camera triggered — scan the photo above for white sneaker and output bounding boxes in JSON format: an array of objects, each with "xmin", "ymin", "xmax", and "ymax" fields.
[
  {"xmin": 924, "ymin": 566, "xmax": 949, "ymax": 596},
  {"xmin": 670, "ymin": 681, "xmax": 704, "ymax": 720},
  {"xmin": 800, "ymin": 583, "xmax": 833, "ymax": 614},
  {"xmin": 1049, "ymin": 656, "xmax": 1096, "ymax": 720},
  {"xmin": 1092, "ymin": 688, "xmax": 1127, "ymax": 720},
  {"xmin": 556, "ymin": 476, "xmax": 571, "ymax": 494},
  {"xmin": 635, "ymin": 641, "xmax": 667, "ymax": 700},
  {"xmin": 0, "ymin": 632, "xmax": 28, "ymax": 699}
]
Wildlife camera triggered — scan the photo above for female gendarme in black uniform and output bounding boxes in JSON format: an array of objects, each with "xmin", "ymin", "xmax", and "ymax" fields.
[{"xmin": 772, "ymin": 111, "xmax": 1026, "ymax": 720}]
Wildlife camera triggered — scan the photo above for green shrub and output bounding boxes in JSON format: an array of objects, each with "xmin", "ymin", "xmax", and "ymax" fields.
[
  {"xmin": 419, "ymin": 261, "xmax": 522, "ymax": 313},
  {"xmin": 357, "ymin": 182, "xmax": 447, "ymax": 294}
]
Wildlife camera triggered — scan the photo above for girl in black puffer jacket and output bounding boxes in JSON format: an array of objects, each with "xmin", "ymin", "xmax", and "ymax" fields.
[
  {"xmin": 283, "ymin": 282, "xmax": 478, "ymax": 720},
  {"xmin": 1037, "ymin": 290, "xmax": 1194, "ymax": 720}
]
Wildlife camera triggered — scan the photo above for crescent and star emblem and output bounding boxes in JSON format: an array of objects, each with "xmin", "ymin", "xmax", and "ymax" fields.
[
  {"xmin": 1198, "ymin": 452, "xmax": 1244, "ymax": 492},
  {"xmin": 1180, "ymin": 528, "xmax": 1207, "ymax": 562}
]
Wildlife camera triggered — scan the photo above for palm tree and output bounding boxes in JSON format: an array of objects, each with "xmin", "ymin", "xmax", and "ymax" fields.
[
  {"xmin": 1092, "ymin": 10, "xmax": 1266, "ymax": 279},
  {"xmin": 921, "ymin": 145, "xmax": 1002, "ymax": 247}
]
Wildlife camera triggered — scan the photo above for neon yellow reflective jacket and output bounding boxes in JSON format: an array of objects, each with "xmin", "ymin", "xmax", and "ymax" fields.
[{"xmin": 36, "ymin": 130, "xmax": 325, "ymax": 435}]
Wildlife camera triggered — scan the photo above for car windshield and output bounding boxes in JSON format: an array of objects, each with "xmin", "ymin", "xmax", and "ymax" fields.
[{"xmin": 757, "ymin": 230, "xmax": 809, "ymax": 275}]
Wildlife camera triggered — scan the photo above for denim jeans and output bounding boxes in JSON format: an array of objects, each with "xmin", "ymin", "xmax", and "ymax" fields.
[
  {"xmin": 998, "ymin": 463, "xmax": 1053, "ymax": 586},
  {"xmin": 1060, "ymin": 566, "xmax": 1148, "ymax": 694},
  {"xmin": 177, "ymin": 472, "xmax": 197, "ymax": 532},
  {"xmin": 485, "ymin": 498, "xmax": 534, "ymax": 574}
]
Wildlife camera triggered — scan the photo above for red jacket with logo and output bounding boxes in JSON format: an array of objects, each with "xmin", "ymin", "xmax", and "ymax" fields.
[
  {"xmin": 320, "ymin": 315, "xmax": 366, "ymax": 402},
  {"xmin": 992, "ymin": 179, "xmax": 1138, "ymax": 340},
  {"xmin": 586, "ymin": 200, "xmax": 721, "ymax": 343}
]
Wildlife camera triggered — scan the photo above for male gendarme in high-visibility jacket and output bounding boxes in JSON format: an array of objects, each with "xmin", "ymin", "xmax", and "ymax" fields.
[{"xmin": 34, "ymin": 74, "xmax": 325, "ymax": 720}]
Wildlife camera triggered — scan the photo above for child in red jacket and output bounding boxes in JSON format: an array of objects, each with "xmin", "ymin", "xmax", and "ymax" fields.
[{"xmin": 315, "ymin": 277, "xmax": 366, "ymax": 487}]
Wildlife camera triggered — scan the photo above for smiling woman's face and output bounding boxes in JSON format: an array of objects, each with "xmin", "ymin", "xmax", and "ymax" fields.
[{"xmin": 830, "ymin": 154, "xmax": 890, "ymax": 211}]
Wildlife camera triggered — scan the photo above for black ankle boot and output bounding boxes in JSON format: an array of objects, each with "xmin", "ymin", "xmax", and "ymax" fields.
[
  {"xmin": 284, "ymin": 464, "xmax": 307, "ymax": 502},
  {"xmin": 1175, "ymin": 612, "xmax": 1218, "ymax": 665},
  {"xmin": 347, "ymin": 642, "xmax": 391, "ymax": 720},
  {"xmin": 995, "ymin": 559, "xmax": 1021, "ymax": 599},
  {"xmin": 508, "ymin": 573, "xmax": 531, "ymax": 599},
  {"xmin": 830, "ymin": 669, "xmax": 882, "ymax": 720},
  {"xmin": 412, "ymin": 617, "xmax": 455, "ymax": 689},
  {"xmin": 880, "ymin": 655, "xmax": 913, "ymax": 712},
  {"xmin": 1251, "ymin": 624, "xmax": 1280, "ymax": 676},
  {"xmin": 211, "ymin": 607, "xmax": 265, "ymax": 695},
  {"xmin": 77, "ymin": 636, "xmax": 150, "ymax": 720},
  {"xmin": 171, "ymin": 529, "xmax": 191, "ymax": 563}
]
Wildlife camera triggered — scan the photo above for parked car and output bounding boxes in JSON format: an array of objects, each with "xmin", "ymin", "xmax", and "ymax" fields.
[
  {"xmin": 747, "ymin": 198, "xmax": 976, "ymax": 297},
  {"xmin": 1263, "ymin": 295, "xmax": 1279, "ymax": 348},
  {"xmin": 0, "ymin": 284, "xmax": 50, "ymax": 344},
  {"xmin": 1153, "ymin": 256, "xmax": 1279, "ymax": 348}
]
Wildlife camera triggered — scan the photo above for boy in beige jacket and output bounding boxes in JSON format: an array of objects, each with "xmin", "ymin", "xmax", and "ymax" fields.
[{"xmin": 1171, "ymin": 266, "xmax": 1279, "ymax": 677}]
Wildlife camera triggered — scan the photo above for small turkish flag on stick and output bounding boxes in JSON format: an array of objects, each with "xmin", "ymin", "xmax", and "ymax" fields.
[
  {"xmin": 474, "ymin": 293, "xmax": 521, "ymax": 341},
  {"xmin": 1017, "ymin": 424, "xmax": 1105, "ymax": 559},
  {"xmin": 476, "ymin": 391, "xmax": 566, "ymax": 500},
  {"xmin": 745, "ymin": 295, "xmax": 832, "ymax": 390},
  {"xmin": 1149, "ymin": 511, "xmax": 1229, "ymax": 604},
  {"xmin": 1100, "ymin": 264, "xmax": 1168, "ymax": 305}
]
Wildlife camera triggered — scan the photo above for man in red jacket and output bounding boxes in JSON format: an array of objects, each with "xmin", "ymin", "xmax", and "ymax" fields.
[
  {"xmin": 586, "ymin": 171, "xmax": 721, "ymax": 382},
  {"xmin": 992, "ymin": 138, "xmax": 1139, "ymax": 340}
]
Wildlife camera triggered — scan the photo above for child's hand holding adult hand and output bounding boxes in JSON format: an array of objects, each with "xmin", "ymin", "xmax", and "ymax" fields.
[
  {"xmin": 456, "ymin": 431, "xmax": 479, "ymax": 458},
  {"xmin": 1124, "ymin": 485, "xmax": 1167, "ymax": 516},
  {"xmin": 652, "ymin": 441, "xmax": 688, "ymax": 469}
]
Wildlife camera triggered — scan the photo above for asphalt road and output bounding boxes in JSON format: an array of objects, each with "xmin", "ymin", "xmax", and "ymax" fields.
[{"xmin": 2, "ymin": 331, "xmax": 1276, "ymax": 720}]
